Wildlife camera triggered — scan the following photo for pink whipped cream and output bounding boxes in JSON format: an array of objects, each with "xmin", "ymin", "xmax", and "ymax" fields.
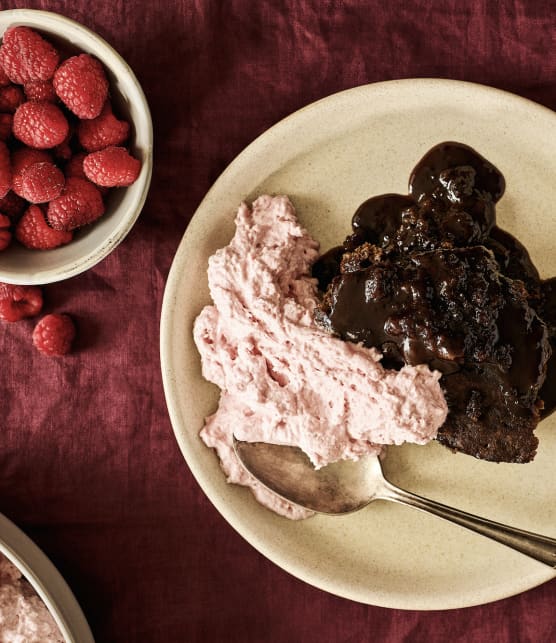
[
  {"xmin": 194, "ymin": 195, "xmax": 448, "ymax": 519},
  {"xmin": 0, "ymin": 554, "xmax": 63, "ymax": 642}
]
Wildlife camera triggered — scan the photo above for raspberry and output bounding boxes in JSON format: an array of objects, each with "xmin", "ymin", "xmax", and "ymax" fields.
[
  {"xmin": 54, "ymin": 142, "xmax": 72, "ymax": 161},
  {"xmin": 83, "ymin": 146, "xmax": 140, "ymax": 187},
  {"xmin": 77, "ymin": 103, "xmax": 130, "ymax": 152},
  {"xmin": 0, "ymin": 213, "xmax": 11, "ymax": 250},
  {"xmin": 20, "ymin": 161, "xmax": 65, "ymax": 203},
  {"xmin": 32, "ymin": 313, "xmax": 75, "ymax": 356},
  {"xmin": 0, "ymin": 282, "xmax": 42, "ymax": 322},
  {"xmin": 0, "ymin": 141, "xmax": 10, "ymax": 198},
  {"xmin": 0, "ymin": 85, "xmax": 24, "ymax": 113},
  {"xmin": 53, "ymin": 54, "xmax": 108, "ymax": 119},
  {"xmin": 53, "ymin": 124, "xmax": 74, "ymax": 160},
  {"xmin": 13, "ymin": 101, "xmax": 69, "ymax": 149},
  {"xmin": 66, "ymin": 152, "xmax": 111, "ymax": 196},
  {"xmin": 11, "ymin": 148, "xmax": 52, "ymax": 197},
  {"xmin": 16, "ymin": 204, "xmax": 72, "ymax": 249},
  {"xmin": 47, "ymin": 177, "xmax": 105, "ymax": 231},
  {"xmin": 0, "ymin": 190, "xmax": 26, "ymax": 219},
  {"xmin": 65, "ymin": 152, "xmax": 87, "ymax": 180},
  {"xmin": 0, "ymin": 65, "xmax": 10, "ymax": 87},
  {"xmin": 0, "ymin": 27, "xmax": 59, "ymax": 84},
  {"xmin": 24, "ymin": 79, "xmax": 57, "ymax": 102},
  {"xmin": 0, "ymin": 113, "xmax": 12, "ymax": 141}
]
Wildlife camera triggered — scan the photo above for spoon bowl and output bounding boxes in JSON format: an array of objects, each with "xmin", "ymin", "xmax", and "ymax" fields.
[
  {"xmin": 233, "ymin": 440, "xmax": 384, "ymax": 514},
  {"xmin": 233, "ymin": 439, "xmax": 556, "ymax": 568}
]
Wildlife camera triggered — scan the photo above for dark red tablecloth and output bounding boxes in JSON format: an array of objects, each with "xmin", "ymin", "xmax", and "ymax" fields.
[{"xmin": 1, "ymin": 1, "xmax": 555, "ymax": 641}]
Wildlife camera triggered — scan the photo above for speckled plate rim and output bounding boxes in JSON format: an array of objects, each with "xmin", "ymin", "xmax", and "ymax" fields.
[
  {"xmin": 0, "ymin": 511, "xmax": 94, "ymax": 643},
  {"xmin": 160, "ymin": 79, "xmax": 556, "ymax": 610}
]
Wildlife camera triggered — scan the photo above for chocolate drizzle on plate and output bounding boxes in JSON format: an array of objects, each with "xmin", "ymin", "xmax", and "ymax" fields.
[{"xmin": 313, "ymin": 142, "xmax": 555, "ymax": 463}]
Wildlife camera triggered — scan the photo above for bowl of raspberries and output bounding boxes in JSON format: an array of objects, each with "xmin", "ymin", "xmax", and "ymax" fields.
[{"xmin": 0, "ymin": 9, "xmax": 153, "ymax": 285}]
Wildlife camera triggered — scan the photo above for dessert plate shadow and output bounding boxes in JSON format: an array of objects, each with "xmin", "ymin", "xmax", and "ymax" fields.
[{"xmin": 160, "ymin": 79, "xmax": 556, "ymax": 610}]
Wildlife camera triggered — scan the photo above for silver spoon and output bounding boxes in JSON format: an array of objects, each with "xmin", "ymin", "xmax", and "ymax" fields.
[{"xmin": 233, "ymin": 439, "xmax": 556, "ymax": 567}]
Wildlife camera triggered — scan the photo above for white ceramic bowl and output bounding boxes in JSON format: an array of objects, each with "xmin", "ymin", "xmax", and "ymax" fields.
[
  {"xmin": 0, "ymin": 9, "xmax": 153, "ymax": 285},
  {"xmin": 0, "ymin": 511, "xmax": 94, "ymax": 642}
]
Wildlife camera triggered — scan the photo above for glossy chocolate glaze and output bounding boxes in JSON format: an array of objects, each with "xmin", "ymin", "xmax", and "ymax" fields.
[{"xmin": 313, "ymin": 142, "xmax": 554, "ymax": 463}]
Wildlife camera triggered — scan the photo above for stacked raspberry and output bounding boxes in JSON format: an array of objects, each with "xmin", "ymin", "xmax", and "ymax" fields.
[{"xmin": 0, "ymin": 25, "xmax": 141, "ymax": 251}]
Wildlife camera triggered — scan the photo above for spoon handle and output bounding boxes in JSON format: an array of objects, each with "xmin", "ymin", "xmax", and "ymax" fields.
[{"xmin": 379, "ymin": 482, "xmax": 556, "ymax": 568}]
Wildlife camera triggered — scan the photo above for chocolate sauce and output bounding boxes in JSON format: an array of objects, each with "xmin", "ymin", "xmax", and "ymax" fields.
[
  {"xmin": 313, "ymin": 142, "xmax": 554, "ymax": 463},
  {"xmin": 409, "ymin": 141, "xmax": 506, "ymax": 204}
]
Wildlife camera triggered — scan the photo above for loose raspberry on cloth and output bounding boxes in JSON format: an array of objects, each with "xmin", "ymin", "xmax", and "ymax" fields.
[
  {"xmin": 32, "ymin": 313, "xmax": 76, "ymax": 356},
  {"xmin": 0, "ymin": 283, "xmax": 42, "ymax": 322}
]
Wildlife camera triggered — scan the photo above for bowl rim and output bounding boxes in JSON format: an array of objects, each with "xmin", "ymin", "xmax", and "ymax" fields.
[
  {"xmin": 0, "ymin": 510, "xmax": 94, "ymax": 643},
  {"xmin": 0, "ymin": 8, "xmax": 153, "ymax": 285}
]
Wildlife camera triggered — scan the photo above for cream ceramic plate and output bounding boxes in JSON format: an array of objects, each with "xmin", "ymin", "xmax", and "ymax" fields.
[{"xmin": 160, "ymin": 79, "xmax": 556, "ymax": 610}]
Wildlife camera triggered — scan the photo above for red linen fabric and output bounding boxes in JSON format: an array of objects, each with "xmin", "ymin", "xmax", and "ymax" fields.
[{"xmin": 1, "ymin": 1, "xmax": 555, "ymax": 641}]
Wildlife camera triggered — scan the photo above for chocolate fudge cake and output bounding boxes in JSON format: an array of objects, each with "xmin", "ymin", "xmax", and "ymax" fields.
[{"xmin": 313, "ymin": 142, "xmax": 556, "ymax": 463}]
